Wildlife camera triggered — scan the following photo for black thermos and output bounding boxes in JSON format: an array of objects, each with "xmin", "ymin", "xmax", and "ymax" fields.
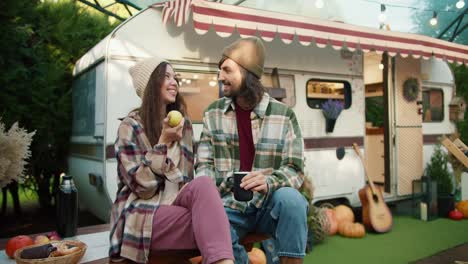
[{"xmin": 56, "ymin": 173, "xmax": 78, "ymax": 237}]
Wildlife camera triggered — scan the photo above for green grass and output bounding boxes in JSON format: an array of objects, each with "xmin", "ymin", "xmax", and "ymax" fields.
[
  {"xmin": 0, "ymin": 187, "xmax": 38, "ymax": 209},
  {"xmin": 304, "ymin": 216, "xmax": 468, "ymax": 264}
]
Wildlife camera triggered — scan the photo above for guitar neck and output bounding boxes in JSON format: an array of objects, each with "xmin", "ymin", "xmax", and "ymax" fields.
[{"xmin": 352, "ymin": 143, "xmax": 378, "ymax": 193}]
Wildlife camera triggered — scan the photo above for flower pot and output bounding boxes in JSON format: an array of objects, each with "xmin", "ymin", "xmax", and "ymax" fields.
[
  {"xmin": 325, "ymin": 118, "xmax": 336, "ymax": 133},
  {"xmin": 437, "ymin": 194, "xmax": 455, "ymax": 217}
]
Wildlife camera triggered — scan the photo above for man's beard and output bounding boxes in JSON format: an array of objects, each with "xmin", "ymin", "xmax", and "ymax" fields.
[{"xmin": 222, "ymin": 79, "xmax": 249, "ymax": 98}]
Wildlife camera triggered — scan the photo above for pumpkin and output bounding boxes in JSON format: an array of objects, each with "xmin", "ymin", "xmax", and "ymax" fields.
[
  {"xmin": 248, "ymin": 248, "xmax": 267, "ymax": 264},
  {"xmin": 334, "ymin": 205, "xmax": 355, "ymax": 224},
  {"xmin": 189, "ymin": 256, "xmax": 202, "ymax": 264},
  {"xmin": 338, "ymin": 222, "xmax": 366, "ymax": 238},
  {"xmin": 449, "ymin": 209, "xmax": 463, "ymax": 221},
  {"xmin": 456, "ymin": 200, "xmax": 468, "ymax": 218},
  {"xmin": 5, "ymin": 235, "xmax": 34, "ymax": 258},
  {"xmin": 325, "ymin": 208, "xmax": 338, "ymax": 235}
]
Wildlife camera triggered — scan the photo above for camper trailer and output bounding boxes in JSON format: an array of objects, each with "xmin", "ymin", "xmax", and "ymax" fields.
[{"xmin": 70, "ymin": 0, "xmax": 466, "ymax": 221}]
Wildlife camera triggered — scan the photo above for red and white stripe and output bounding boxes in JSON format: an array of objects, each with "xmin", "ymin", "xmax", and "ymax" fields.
[
  {"xmin": 154, "ymin": 0, "xmax": 192, "ymax": 26},
  {"xmin": 189, "ymin": 0, "xmax": 468, "ymax": 65}
]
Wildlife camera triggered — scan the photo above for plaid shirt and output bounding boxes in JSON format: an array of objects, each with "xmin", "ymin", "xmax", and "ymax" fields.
[
  {"xmin": 195, "ymin": 93, "xmax": 304, "ymax": 212},
  {"xmin": 109, "ymin": 111, "xmax": 194, "ymax": 263}
]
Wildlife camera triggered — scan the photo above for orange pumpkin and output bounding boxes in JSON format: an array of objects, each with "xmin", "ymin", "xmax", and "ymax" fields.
[
  {"xmin": 334, "ymin": 205, "xmax": 355, "ymax": 224},
  {"xmin": 338, "ymin": 222, "xmax": 366, "ymax": 238},
  {"xmin": 248, "ymin": 248, "xmax": 267, "ymax": 264},
  {"xmin": 325, "ymin": 208, "xmax": 338, "ymax": 235},
  {"xmin": 189, "ymin": 256, "xmax": 202, "ymax": 264},
  {"xmin": 456, "ymin": 200, "xmax": 468, "ymax": 218}
]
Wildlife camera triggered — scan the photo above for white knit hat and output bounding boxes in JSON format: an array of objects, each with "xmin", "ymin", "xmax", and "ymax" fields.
[{"xmin": 129, "ymin": 56, "xmax": 168, "ymax": 98}]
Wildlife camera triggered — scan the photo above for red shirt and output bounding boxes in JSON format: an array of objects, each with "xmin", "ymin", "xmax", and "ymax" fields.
[{"xmin": 235, "ymin": 102, "xmax": 255, "ymax": 171}]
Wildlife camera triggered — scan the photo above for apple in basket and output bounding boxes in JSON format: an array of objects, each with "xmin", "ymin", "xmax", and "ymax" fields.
[
  {"xmin": 46, "ymin": 231, "xmax": 62, "ymax": 241},
  {"xmin": 34, "ymin": 235, "xmax": 50, "ymax": 245},
  {"xmin": 5, "ymin": 235, "xmax": 34, "ymax": 258}
]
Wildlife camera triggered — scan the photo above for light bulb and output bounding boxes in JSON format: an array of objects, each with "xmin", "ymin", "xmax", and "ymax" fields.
[
  {"xmin": 378, "ymin": 63, "xmax": 384, "ymax": 70},
  {"xmin": 378, "ymin": 4, "xmax": 387, "ymax": 23},
  {"xmin": 315, "ymin": 0, "xmax": 324, "ymax": 9},
  {"xmin": 378, "ymin": 13, "xmax": 387, "ymax": 23},
  {"xmin": 430, "ymin": 11, "xmax": 438, "ymax": 26},
  {"xmin": 209, "ymin": 81, "xmax": 217, "ymax": 87},
  {"xmin": 186, "ymin": 79, "xmax": 192, "ymax": 84},
  {"xmin": 193, "ymin": 74, "xmax": 199, "ymax": 79},
  {"xmin": 456, "ymin": 0, "xmax": 465, "ymax": 9}
]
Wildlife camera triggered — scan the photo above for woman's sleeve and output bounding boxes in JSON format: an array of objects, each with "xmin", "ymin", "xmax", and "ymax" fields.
[{"xmin": 115, "ymin": 119, "xmax": 165, "ymax": 199}]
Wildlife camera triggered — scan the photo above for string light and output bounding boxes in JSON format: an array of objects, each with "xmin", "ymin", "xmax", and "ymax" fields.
[
  {"xmin": 378, "ymin": 4, "xmax": 386, "ymax": 23},
  {"xmin": 378, "ymin": 60, "xmax": 384, "ymax": 70},
  {"xmin": 364, "ymin": 1, "xmax": 466, "ymax": 29},
  {"xmin": 315, "ymin": 0, "xmax": 324, "ymax": 9},
  {"xmin": 430, "ymin": 11, "xmax": 438, "ymax": 26},
  {"xmin": 364, "ymin": 0, "xmax": 462, "ymax": 13}
]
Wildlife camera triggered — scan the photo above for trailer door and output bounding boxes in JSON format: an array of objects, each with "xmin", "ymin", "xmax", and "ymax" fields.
[{"xmin": 393, "ymin": 57, "xmax": 423, "ymax": 196}]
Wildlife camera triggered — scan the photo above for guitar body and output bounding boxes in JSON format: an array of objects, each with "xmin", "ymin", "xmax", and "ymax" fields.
[{"xmin": 359, "ymin": 185, "xmax": 393, "ymax": 233}]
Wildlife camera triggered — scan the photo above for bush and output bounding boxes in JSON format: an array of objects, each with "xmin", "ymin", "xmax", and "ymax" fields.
[{"xmin": 425, "ymin": 143, "xmax": 453, "ymax": 195}]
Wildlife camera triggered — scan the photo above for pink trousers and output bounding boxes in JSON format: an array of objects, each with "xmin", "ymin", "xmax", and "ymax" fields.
[{"xmin": 150, "ymin": 176, "xmax": 234, "ymax": 264}]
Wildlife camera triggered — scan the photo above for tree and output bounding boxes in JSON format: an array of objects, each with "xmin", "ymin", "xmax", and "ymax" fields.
[{"xmin": 0, "ymin": 0, "xmax": 118, "ymax": 209}]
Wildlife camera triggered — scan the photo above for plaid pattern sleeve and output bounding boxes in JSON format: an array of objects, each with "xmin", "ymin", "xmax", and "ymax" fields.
[
  {"xmin": 115, "ymin": 117, "xmax": 165, "ymax": 200},
  {"xmin": 195, "ymin": 94, "xmax": 304, "ymax": 212},
  {"xmin": 265, "ymin": 106, "xmax": 305, "ymax": 192}
]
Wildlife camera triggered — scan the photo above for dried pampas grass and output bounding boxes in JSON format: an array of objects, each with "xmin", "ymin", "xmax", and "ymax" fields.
[{"xmin": 0, "ymin": 120, "xmax": 35, "ymax": 188}]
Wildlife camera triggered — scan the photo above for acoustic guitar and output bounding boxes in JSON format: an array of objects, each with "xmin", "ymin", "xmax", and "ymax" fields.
[{"xmin": 352, "ymin": 143, "xmax": 393, "ymax": 233}]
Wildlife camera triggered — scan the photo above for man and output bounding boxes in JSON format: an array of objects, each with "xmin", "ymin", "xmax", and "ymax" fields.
[{"xmin": 195, "ymin": 37, "xmax": 308, "ymax": 264}]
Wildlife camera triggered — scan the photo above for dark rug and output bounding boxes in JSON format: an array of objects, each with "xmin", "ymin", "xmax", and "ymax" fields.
[{"xmin": 412, "ymin": 243, "xmax": 468, "ymax": 264}]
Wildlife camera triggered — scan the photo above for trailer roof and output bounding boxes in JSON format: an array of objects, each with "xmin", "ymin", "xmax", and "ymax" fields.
[
  {"xmin": 74, "ymin": 0, "xmax": 467, "ymax": 74},
  {"xmin": 120, "ymin": 0, "xmax": 467, "ymax": 43}
]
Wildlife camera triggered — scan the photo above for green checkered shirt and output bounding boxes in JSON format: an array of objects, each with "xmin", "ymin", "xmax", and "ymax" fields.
[{"xmin": 195, "ymin": 93, "xmax": 304, "ymax": 212}]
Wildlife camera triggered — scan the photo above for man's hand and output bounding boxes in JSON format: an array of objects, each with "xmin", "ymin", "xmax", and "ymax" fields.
[
  {"xmin": 240, "ymin": 168, "xmax": 273, "ymax": 194},
  {"xmin": 158, "ymin": 117, "xmax": 185, "ymax": 145}
]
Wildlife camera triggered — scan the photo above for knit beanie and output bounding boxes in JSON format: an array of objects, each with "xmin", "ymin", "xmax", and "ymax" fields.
[{"xmin": 129, "ymin": 56, "xmax": 168, "ymax": 98}]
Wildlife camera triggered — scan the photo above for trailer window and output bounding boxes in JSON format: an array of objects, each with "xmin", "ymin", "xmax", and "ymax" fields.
[
  {"xmin": 178, "ymin": 72, "xmax": 220, "ymax": 122},
  {"xmin": 422, "ymin": 89, "xmax": 444, "ymax": 122},
  {"xmin": 72, "ymin": 68, "xmax": 96, "ymax": 136},
  {"xmin": 306, "ymin": 79, "xmax": 352, "ymax": 109},
  {"xmin": 261, "ymin": 74, "xmax": 296, "ymax": 107}
]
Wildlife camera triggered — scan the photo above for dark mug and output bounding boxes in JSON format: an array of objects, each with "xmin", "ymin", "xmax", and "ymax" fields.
[{"xmin": 231, "ymin": 172, "xmax": 253, "ymax": 202}]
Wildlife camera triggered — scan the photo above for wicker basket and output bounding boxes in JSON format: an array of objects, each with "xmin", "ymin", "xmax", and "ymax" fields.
[{"xmin": 14, "ymin": 240, "xmax": 87, "ymax": 264}]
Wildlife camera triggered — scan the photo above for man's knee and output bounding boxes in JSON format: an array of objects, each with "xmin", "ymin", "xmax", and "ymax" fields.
[{"xmin": 271, "ymin": 187, "xmax": 308, "ymax": 216}]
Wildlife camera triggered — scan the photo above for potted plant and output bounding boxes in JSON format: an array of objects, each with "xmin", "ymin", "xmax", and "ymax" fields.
[
  {"xmin": 425, "ymin": 143, "xmax": 455, "ymax": 217},
  {"xmin": 322, "ymin": 99, "xmax": 344, "ymax": 133}
]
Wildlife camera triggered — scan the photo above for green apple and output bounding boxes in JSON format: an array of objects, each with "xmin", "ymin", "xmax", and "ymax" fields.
[{"xmin": 167, "ymin": 110, "xmax": 183, "ymax": 127}]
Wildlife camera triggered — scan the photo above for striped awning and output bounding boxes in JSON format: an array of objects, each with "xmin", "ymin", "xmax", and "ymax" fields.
[{"xmin": 157, "ymin": 0, "xmax": 468, "ymax": 65}]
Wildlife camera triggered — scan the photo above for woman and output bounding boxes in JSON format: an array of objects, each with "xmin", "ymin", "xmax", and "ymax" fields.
[{"xmin": 109, "ymin": 57, "xmax": 234, "ymax": 264}]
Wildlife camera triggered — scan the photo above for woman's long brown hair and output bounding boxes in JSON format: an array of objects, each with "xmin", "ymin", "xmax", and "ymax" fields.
[{"xmin": 139, "ymin": 62, "xmax": 186, "ymax": 146}]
